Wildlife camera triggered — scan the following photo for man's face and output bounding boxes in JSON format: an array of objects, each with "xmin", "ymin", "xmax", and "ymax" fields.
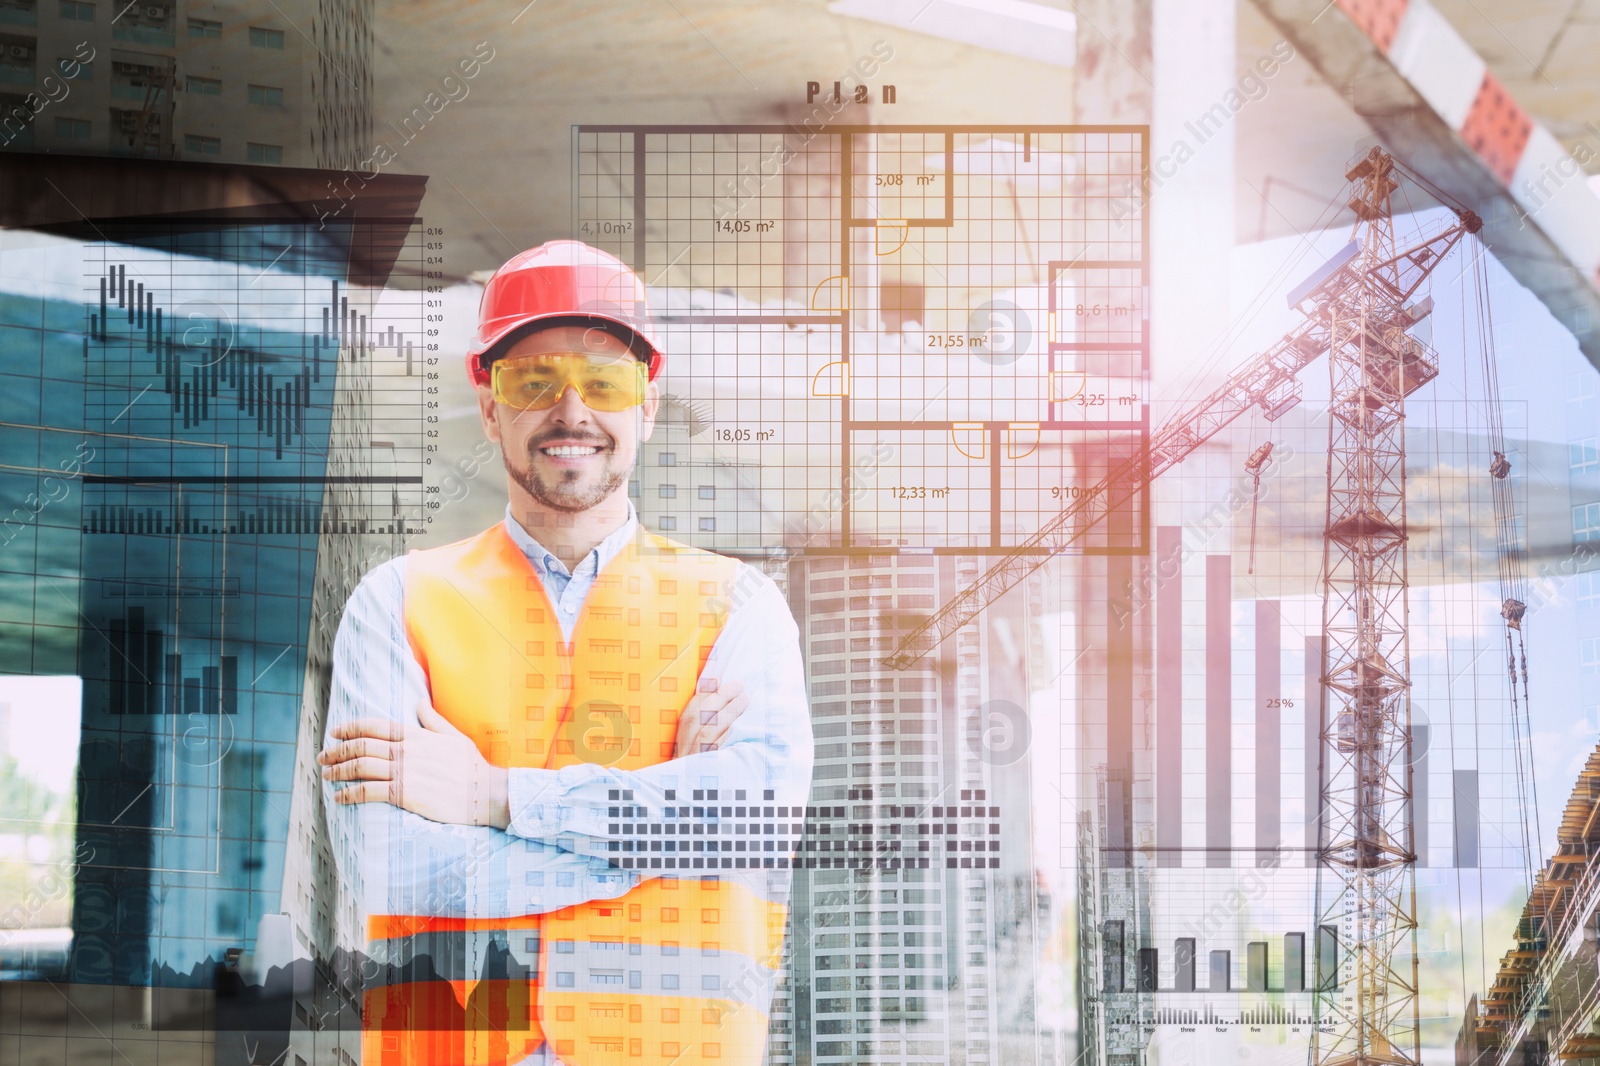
[{"xmin": 475, "ymin": 324, "xmax": 658, "ymax": 514}]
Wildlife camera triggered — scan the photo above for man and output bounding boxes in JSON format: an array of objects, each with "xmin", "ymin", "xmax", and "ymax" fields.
[{"xmin": 317, "ymin": 240, "xmax": 812, "ymax": 1066}]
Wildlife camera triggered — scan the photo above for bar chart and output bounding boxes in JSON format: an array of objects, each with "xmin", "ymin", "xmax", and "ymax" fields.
[{"xmin": 1137, "ymin": 530, "xmax": 1516, "ymax": 870}]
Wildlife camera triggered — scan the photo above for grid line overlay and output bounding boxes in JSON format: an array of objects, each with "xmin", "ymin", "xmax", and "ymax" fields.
[{"xmin": 575, "ymin": 125, "xmax": 1150, "ymax": 555}]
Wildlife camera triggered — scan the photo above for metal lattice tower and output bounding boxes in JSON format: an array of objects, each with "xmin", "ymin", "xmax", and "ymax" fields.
[
  {"xmin": 1312, "ymin": 148, "xmax": 1437, "ymax": 1066},
  {"xmin": 881, "ymin": 144, "xmax": 1480, "ymax": 1066}
]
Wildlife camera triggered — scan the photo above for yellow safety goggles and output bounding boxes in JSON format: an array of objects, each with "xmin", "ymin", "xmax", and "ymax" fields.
[{"xmin": 491, "ymin": 352, "xmax": 648, "ymax": 412}]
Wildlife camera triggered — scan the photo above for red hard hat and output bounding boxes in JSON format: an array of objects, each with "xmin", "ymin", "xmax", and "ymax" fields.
[{"xmin": 465, "ymin": 240, "xmax": 663, "ymax": 386}]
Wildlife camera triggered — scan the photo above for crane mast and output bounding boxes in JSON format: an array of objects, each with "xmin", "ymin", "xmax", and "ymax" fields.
[
  {"xmin": 1312, "ymin": 148, "xmax": 1448, "ymax": 1066},
  {"xmin": 882, "ymin": 147, "xmax": 1481, "ymax": 1065}
]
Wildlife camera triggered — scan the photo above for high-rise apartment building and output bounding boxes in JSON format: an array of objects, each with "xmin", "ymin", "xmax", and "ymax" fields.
[
  {"xmin": 780, "ymin": 551, "xmax": 1048, "ymax": 1065},
  {"xmin": 0, "ymin": 0, "xmax": 370, "ymax": 167},
  {"xmin": 628, "ymin": 402, "xmax": 1056, "ymax": 1062},
  {"xmin": 633, "ymin": 407, "xmax": 773, "ymax": 553}
]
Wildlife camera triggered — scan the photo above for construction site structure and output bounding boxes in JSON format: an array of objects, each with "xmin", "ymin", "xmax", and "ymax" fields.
[
  {"xmin": 1313, "ymin": 146, "xmax": 1437, "ymax": 1066},
  {"xmin": 1458, "ymin": 744, "xmax": 1600, "ymax": 1065},
  {"xmin": 884, "ymin": 147, "xmax": 1483, "ymax": 1066}
]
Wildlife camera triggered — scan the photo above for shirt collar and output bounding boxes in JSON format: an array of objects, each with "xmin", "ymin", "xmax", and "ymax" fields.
[{"xmin": 502, "ymin": 501, "xmax": 639, "ymax": 579}]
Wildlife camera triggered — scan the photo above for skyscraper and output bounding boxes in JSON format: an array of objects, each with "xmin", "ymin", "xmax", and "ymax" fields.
[
  {"xmin": 627, "ymin": 396, "xmax": 1055, "ymax": 1062},
  {"xmin": 781, "ymin": 550, "xmax": 1048, "ymax": 1065}
]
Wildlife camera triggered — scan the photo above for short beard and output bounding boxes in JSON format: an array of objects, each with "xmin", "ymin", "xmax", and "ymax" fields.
[{"xmin": 504, "ymin": 439, "xmax": 628, "ymax": 514}]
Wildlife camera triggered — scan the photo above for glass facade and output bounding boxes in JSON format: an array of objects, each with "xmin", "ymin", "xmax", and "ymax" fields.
[{"xmin": 0, "ymin": 219, "xmax": 406, "ymax": 1059}]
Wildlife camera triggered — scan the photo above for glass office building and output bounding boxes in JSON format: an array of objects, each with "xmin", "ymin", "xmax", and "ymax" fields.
[{"xmin": 0, "ymin": 216, "xmax": 409, "ymax": 1062}]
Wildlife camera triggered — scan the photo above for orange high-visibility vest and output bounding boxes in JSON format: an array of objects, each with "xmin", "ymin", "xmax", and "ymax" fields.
[{"xmin": 362, "ymin": 523, "xmax": 787, "ymax": 1065}]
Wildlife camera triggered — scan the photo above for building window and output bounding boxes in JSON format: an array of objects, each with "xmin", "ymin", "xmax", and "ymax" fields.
[
  {"xmin": 658, "ymin": 484, "xmax": 676, "ymax": 499},
  {"xmin": 183, "ymin": 133, "xmax": 220, "ymax": 155},
  {"xmin": 1584, "ymin": 637, "xmax": 1600, "ymax": 675},
  {"xmin": 659, "ymin": 516, "xmax": 677, "ymax": 531},
  {"xmin": 185, "ymin": 75, "xmax": 219, "ymax": 95},
  {"xmin": 53, "ymin": 116, "xmax": 88, "ymax": 138},
  {"xmin": 186, "ymin": 16, "xmax": 218, "ymax": 36},
  {"xmin": 59, "ymin": 57, "xmax": 90, "ymax": 78},
  {"xmin": 698, "ymin": 485, "xmax": 715, "ymax": 500},
  {"xmin": 246, "ymin": 83, "xmax": 282, "ymax": 106},
  {"xmin": 111, "ymin": 1, "xmax": 170, "ymax": 39},
  {"xmin": 698, "ymin": 517, "xmax": 716, "ymax": 532},
  {"xmin": 1579, "ymin": 572, "xmax": 1600, "ymax": 609},
  {"xmin": 1574, "ymin": 438, "xmax": 1599, "ymax": 475},
  {"xmin": 110, "ymin": 60, "xmax": 165, "ymax": 98},
  {"xmin": 1576, "ymin": 502, "xmax": 1600, "ymax": 543},
  {"xmin": 246, "ymin": 142, "xmax": 281, "ymax": 163},
  {"xmin": 58, "ymin": 0, "xmax": 91, "ymax": 18},
  {"xmin": 0, "ymin": 39, "xmax": 33, "ymax": 73},
  {"xmin": 658, "ymin": 452, "xmax": 676, "ymax": 466},
  {"xmin": 247, "ymin": 25, "xmax": 283, "ymax": 47}
]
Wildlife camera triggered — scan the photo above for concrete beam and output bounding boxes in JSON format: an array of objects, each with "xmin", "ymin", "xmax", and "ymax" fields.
[
  {"xmin": 1247, "ymin": 0, "xmax": 1600, "ymax": 364},
  {"xmin": 0, "ymin": 152, "xmax": 427, "ymax": 286}
]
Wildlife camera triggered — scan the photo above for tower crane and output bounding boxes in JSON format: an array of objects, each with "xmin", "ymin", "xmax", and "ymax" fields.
[{"xmin": 883, "ymin": 147, "xmax": 1483, "ymax": 1066}]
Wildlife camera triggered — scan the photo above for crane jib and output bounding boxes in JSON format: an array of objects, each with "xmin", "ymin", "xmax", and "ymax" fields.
[{"xmin": 884, "ymin": 212, "xmax": 1477, "ymax": 671}]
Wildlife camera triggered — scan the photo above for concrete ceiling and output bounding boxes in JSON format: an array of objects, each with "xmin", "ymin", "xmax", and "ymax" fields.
[
  {"xmin": 371, "ymin": 1, "xmax": 1600, "ymax": 271},
  {"xmin": 373, "ymin": 0, "xmax": 1076, "ymax": 280},
  {"xmin": 1234, "ymin": 0, "xmax": 1375, "ymax": 241}
]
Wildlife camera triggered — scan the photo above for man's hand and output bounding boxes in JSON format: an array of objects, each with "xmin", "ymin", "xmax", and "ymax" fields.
[
  {"xmin": 674, "ymin": 679, "xmax": 749, "ymax": 757},
  {"xmin": 319, "ymin": 702, "xmax": 510, "ymax": 829}
]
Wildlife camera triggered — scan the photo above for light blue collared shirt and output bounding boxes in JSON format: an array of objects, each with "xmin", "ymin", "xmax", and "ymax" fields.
[{"xmin": 501, "ymin": 502, "xmax": 640, "ymax": 641}]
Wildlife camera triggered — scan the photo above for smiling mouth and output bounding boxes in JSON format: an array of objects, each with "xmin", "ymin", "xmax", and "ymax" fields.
[{"xmin": 536, "ymin": 441, "xmax": 608, "ymax": 458}]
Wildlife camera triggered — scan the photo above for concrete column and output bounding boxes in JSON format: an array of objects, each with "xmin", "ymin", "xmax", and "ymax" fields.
[
  {"xmin": 1072, "ymin": 0, "xmax": 1154, "ymax": 124},
  {"xmin": 1150, "ymin": 0, "xmax": 1236, "ymax": 385}
]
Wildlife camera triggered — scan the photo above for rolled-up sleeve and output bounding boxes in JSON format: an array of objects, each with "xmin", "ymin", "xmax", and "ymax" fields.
[
  {"xmin": 323, "ymin": 560, "xmax": 640, "ymax": 921},
  {"xmin": 503, "ymin": 564, "xmax": 813, "ymax": 849}
]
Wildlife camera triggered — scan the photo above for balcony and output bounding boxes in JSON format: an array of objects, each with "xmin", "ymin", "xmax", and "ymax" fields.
[
  {"xmin": 111, "ymin": 84, "xmax": 165, "ymax": 102},
  {"xmin": 111, "ymin": 24, "xmax": 174, "ymax": 46}
]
